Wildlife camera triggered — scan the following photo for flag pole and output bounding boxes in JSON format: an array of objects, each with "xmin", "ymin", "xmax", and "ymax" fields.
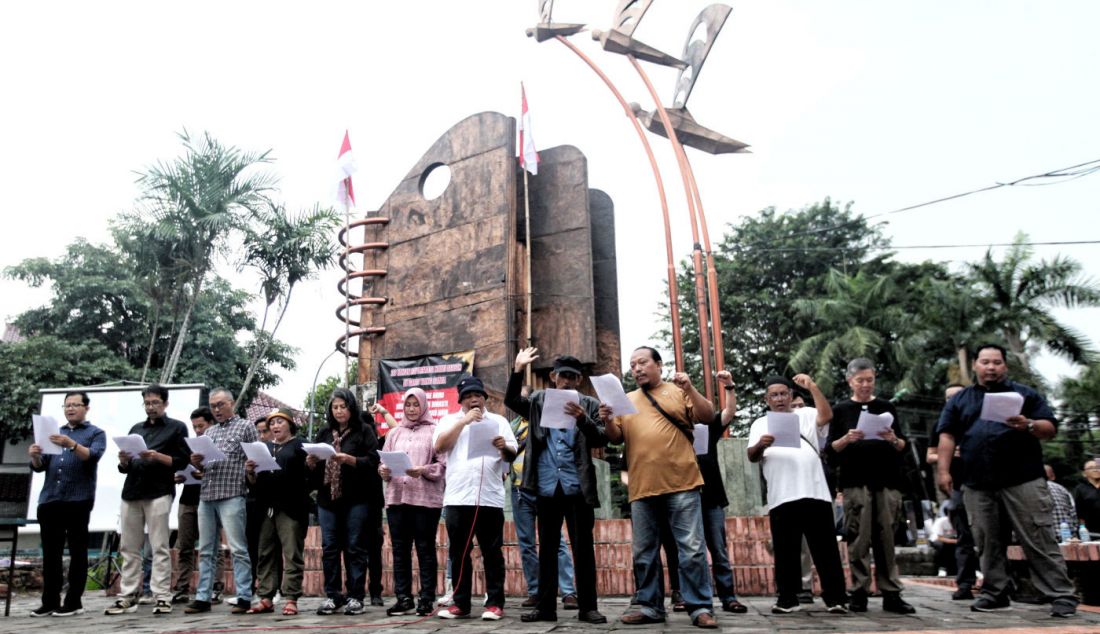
[
  {"xmin": 343, "ymin": 190, "xmax": 353, "ymax": 388},
  {"xmin": 523, "ymin": 164, "xmax": 533, "ymax": 387}
]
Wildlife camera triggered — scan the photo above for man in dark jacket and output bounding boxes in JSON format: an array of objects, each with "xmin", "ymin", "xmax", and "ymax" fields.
[{"xmin": 506, "ymin": 348, "xmax": 609, "ymax": 625}]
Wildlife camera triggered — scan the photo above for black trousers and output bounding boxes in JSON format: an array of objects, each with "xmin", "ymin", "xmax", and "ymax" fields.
[
  {"xmin": 387, "ymin": 504, "xmax": 442, "ymax": 602},
  {"xmin": 535, "ymin": 490, "xmax": 596, "ymax": 613},
  {"xmin": 366, "ymin": 501, "xmax": 385, "ymax": 598},
  {"xmin": 770, "ymin": 498, "xmax": 847, "ymax": 605},
  {"xmin": 246, "ymin": 498, "xmax": 263, "ymax": 590},
  {"xmin": 38, "ymin": 500, "xmax": 93, "ymax": 609},
  {"xmin": 444, "ymin": 505, "xmax": 505, "ymax": 612}
]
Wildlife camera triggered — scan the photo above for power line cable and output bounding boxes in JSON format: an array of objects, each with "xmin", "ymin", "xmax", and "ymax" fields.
[
  {"xmin": 741, "ymin": 158, "xmax": 1100, "ymax": 246},
  {"xmin": 740, "ymin": 239, "xmax": 1100, "ymax": 253}
]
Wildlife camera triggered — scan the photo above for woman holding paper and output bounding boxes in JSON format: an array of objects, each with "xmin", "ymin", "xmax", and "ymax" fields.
[
  {"xmin": 306, "ymin": 388, "xmax": 381, "ymax": 616},
  {"xmin": 244, "ymin": 409, "xmax": 308, "ymax": 616},
  {"xmin": 371, "ymin": 388, "xmax": 446, "ymax": 617}
]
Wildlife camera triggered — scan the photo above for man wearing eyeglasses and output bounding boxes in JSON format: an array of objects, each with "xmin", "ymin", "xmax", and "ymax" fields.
[
  {"xmin": 28, "ymin": 391, "xmax": 106, "ymax": 618},
  {"xmin": 105, "ymin": 385, "xmax": 191, "ymax": 616},
  {"xmin": 185, "ymin": 388, "xmax": 258, "ymax": 615},
  {"xmin": 1075, "ymin": 460, "xmax": 1100, "ymax": 538}
]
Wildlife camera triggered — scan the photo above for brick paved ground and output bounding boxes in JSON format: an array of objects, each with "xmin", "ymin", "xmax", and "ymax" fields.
[{"xmin": 3, "ymin": 580, "xmax": 1099, "ymax": 634}]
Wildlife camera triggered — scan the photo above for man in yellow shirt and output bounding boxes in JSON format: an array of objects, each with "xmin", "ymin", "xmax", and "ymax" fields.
[{"xmin": 602, "ymin": 346, "xmax": 717, "ymax": 629}]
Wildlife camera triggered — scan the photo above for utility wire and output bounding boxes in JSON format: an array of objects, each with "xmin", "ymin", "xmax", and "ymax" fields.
[
  {"xmin": 742, "ymin": 158, "xmax": 1100, "ymax": 246},
  {"xmin": 739, "ymin": 239, "xmax": 1100, "ymax": 253}
]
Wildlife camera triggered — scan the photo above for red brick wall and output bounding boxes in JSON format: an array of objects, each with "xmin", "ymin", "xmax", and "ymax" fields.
[{"xmin": 173, "ymin": 516, "xmax": 855, "ymax": 597}]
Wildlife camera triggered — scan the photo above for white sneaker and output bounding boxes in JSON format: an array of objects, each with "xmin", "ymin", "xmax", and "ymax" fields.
[
  {"xmin": 105, "ymin": 598, "xmax": 137, "ymax": 615},
  {"xmin": 938, "ymin": 568, "xmax": 948, "ymax": 577},
  {"xmin": 437, "ymin": 579, "xmax": 454, "ymax": 607},
  {"xmin": 226, "ymin": 597, "xmax": 239, "ymax": 606}
]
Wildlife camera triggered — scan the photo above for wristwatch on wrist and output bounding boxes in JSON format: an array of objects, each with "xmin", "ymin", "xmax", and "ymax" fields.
[{"xmin": 1026, "ymin": 420, "xmax": 1035, "ymax": 433}]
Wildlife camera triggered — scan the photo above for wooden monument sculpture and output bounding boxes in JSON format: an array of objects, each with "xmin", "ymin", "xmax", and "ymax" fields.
[{"xmin": 336, "ymin": 112, "xmax": 621, "ymax": 396}]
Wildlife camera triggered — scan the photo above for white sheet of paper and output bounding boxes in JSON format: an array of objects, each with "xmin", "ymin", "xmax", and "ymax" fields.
[
  {"xmin": 590, "ymin": 374, "xmax": 638, "ymax": 416},
  {"xmin": 980, "ymin": 392, "xmax": 1025, "ymax": 423},
  {"xmin": 33, "ymin": 415, "xmax": 63, "ymax": 455},
  {"xmin": 856, "ymin": 411, "xmax": 895, "ymax": 440},
  {"xmin": 466, "ymin": 420, "xmax": 500, "ymax": 460},
  {"xmin": 766, "ymin": 412, "xmax": 802, "ymax": 449},
  {"xmin": 176, "ymin": 464, "xmax": 201, "ymax": 485},
  {"xmin": 379, "ymin": 450, "xmax": 414, "ymax": 474},
  {"xmin": 693, "ymin": 424, "xmax": 709, "ymax": 455},
  {"xmin": 113, "ymin": 433, "xmax": 149, "ymax": 455},
  {"xmin": 302, "ymin": 443, "xmax": 337, "ymax": 459},
  {"xmin": 541, "ymin": 389, "xmax": 580, "ymax": 429},
  {"xmin": 241, "ymin": 441, "xmax": 280, "ymax": 472},
  {"xmin": 186, "ymin": 435, "xmax": 226, "ymax": 462}
]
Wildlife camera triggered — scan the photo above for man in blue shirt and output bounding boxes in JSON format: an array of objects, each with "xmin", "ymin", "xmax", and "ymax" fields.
[
  {"xmin": 936, "ymin": 343, "xmax": 1077, "ymax": 618},
  {"xmin": 28, "ymin": 391, "xmax": 106, "ymax": 617},
  {"xmin": 506, "ymin": 349, "xmax": 609, "ymax": 625}
]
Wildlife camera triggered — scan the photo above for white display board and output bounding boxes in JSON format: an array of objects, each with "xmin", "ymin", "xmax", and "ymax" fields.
[{"xmin": 28, "ymin": 384, "xmax": 204, "ymax": 532}]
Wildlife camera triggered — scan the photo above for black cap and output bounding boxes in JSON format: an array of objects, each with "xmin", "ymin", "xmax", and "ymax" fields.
[
  {"xmin": 457, "ymin": 375, "xmax": 488, "ymax": 400},
  {"xmin": 553, "ymin": 355, "xmax": 583, "ymax": 376}
]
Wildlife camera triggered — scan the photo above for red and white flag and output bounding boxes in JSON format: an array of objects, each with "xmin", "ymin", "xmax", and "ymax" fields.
[
  {"xmin": 519, "ymin": 83, "xmax": 539, "ymax": 176},
  {"xmin": 336, "ymin": 130, "xmax": 357, "ymax": 208}
]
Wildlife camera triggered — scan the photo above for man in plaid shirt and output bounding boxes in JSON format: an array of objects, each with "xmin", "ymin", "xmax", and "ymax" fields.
[{"xmin": 185, "ymin": 388, "xmax": 258, "ymax": 614}]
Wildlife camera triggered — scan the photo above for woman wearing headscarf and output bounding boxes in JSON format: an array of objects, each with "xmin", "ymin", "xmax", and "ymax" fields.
[
  {"xmin": 372, "ymin": 388, "xmax": 446, "ymax": 617},
  {"xmin": 244, "ymin": 409, "xmax": 308, "ymax": 616},
  {"xmin": 306, "ymin": 388, "xmax": 380, "ymax": 616}
]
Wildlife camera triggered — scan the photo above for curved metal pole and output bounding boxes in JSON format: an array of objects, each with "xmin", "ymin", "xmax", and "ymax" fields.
[
  {"xmin": 682, "ymin": 151, "xmax": 726, "ymax": 381},
  {"xmin": 553, "ymin": 35, "xmax": 684, "ymax": 372},
  {"xmin": 627, "ymin": 55, "xmax": 715, "ymax": 402}
]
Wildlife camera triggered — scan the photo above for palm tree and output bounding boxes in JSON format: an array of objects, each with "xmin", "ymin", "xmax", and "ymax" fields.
[
  {"xmin": 236, "ymin": 202, "xmax": 339, "ymax": 407},
  {"xmin": 789, "ymin": 268, "xmax": 924, "ymax": 394},
  {"xmin": 967, "ymin": 233, "xmax": 1100, "ymax": 375},
  {"xmin": 133, "ymin": 130, "xmax": 276, "ymax": 383}
]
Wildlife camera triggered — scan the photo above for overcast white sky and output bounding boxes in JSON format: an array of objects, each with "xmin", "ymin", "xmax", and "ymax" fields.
[{"xmin": 3, "ymin": 1, "xmax": 1098, "ymax": 408}]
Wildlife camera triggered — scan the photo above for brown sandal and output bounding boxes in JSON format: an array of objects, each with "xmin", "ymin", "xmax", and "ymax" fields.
[
  {"xmin": 282, "ymin": 600, "xmax": 298, "ymax": 616},
  {"xmin": 247, "ymin": 598, "xmax": 275, "ymax": 614}
]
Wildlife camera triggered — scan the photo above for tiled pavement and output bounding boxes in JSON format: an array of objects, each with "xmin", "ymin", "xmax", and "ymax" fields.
[{"xmin": 3, "ymin": 581, "xmax": 1098, "ymax": 633}]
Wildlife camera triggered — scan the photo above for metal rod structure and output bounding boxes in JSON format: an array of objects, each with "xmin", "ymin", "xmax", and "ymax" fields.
[
  {"xmin": 628, "ymin": 54, "xmax": 715, "ymax": 402},
  {"xmin": 523, "ymin": 160, "xmax": 534, "ymax": 386},
  {"xmin": 553, "ymin": 34, "xmax": 685, "ymax": 371},
  {"xmin": 683, "ymin": 151, "xmax": 726, "ymax": 390}
]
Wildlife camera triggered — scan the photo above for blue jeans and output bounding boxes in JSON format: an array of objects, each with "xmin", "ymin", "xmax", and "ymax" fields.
[
  {"xmin": 196, "ymin": 496, "xmax": 252, "ymax": 604},
  {"xmin": 318, "ymin": 502, "xmax": 371, "ymax": 601},
  {"xmin": 702, "ymin": 505, "xmax": 737, "ymax": 603},
  {"xmin": 631, "ymin": 490, "xmax": 713, "ymax": 620},
  {"xmin": 512, "ymin": 486, "xmax": 575, "ymax": 597}
]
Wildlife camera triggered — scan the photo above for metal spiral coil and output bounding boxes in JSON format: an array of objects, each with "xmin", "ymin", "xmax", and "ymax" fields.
[{"xmin": 336, "ymin": 216, "xmax": 390, "ymax": 357}]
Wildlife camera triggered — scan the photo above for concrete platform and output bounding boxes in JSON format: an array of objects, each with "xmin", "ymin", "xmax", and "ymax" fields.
[{"xmin": 3, "ymin": 580, "xmax": 1099, "ymax": 633}]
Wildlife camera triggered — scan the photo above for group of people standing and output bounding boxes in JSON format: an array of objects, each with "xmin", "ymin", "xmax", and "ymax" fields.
[{"xmin": 26, "ymin": 341, "xmax": 1084, "ymax": 623}]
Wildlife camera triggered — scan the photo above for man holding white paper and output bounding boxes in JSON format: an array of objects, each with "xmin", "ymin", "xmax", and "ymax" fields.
[
  {"xmin": 433, "ymin": 375, "xmax": 517, "ymax": 620},
  {"xmin": 186, "ymin": 388, "xmax": 257, "ymax": 615},
  {"xmin": 935, "ymin": 343, "xmax": 1077, "ymax": 618},
  {"xmin": 825, "ymin": 358, "xmax": 914, "ymax": 614},
  {"xmin": 106, "ymin": 384, "xmax": 191, "ymax": 617},
  {"xmin": 506, "ymin": 349, "xmax": 608, "ymax": 624},
  {"xmin": 28, "ymin": 391, "xmax": 106, "ymax": 617},
  {"xmin": 747, "ymin": 375, "xmax": 848, "ymax": 615},
  {"xmin": 601, "ymin": 346, "xmax": 717, "ymax": 628}
]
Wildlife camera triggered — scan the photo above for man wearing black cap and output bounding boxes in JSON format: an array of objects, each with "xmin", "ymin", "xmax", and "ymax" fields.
[
  {"xmin": 747, "ymin": 374, "xmax": 848, "ymax": 615},
  {"xmin": 507, "ymin": 348, "xmax": 609, "ymax": 625},
  {"xmin": 433, "ymin": 375, "xmax": 518, "ymax": 621}
]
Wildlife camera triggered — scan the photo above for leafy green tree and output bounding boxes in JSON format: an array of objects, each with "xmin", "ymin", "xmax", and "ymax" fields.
[
  {"xmin": 967, "ymin": 233, "xmax": 1100, "ymax": 375},
  {"xmin": 1053, "ymin": 363, "xmax": 1100, "ymax": 475},
  {"xmin": 302, "ymin": 366, "xmax": 358, "ymax": 439},
  {"xmin": 662, "ymin": 199, "xmax": 890, "ymax": 429},
  {"xmin": 133, "ymin": 130, "xmax": 277, "ymax": 383},
  {"xmin": 0, "ymin": 336, "xmax": 135, "ymax": 442},
  {"xmin": 789, "ymin": 268, "xmax": 923, "ymax": 395},
  {"xmin": 237, "ymin": 203, "xmax": 338, "ymax": 411}
]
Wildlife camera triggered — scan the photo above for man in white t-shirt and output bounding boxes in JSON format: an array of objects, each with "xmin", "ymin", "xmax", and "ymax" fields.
[
  {"xmin": 747, "ymin": 375, "xmax": 848, "ymax": 615},
  {"xmin": 433, "ymin": 375, "xmax": 518, "ymax": 621}
]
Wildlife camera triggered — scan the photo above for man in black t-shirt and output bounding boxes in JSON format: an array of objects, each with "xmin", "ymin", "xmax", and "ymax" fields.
[
  {"xmin": 826, "ymin": 358, "xmax": 914, "ymax": 615},
  {"xmin": 1075, "ymin": 459, "xmax": 1100, "ymax": 535}
]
